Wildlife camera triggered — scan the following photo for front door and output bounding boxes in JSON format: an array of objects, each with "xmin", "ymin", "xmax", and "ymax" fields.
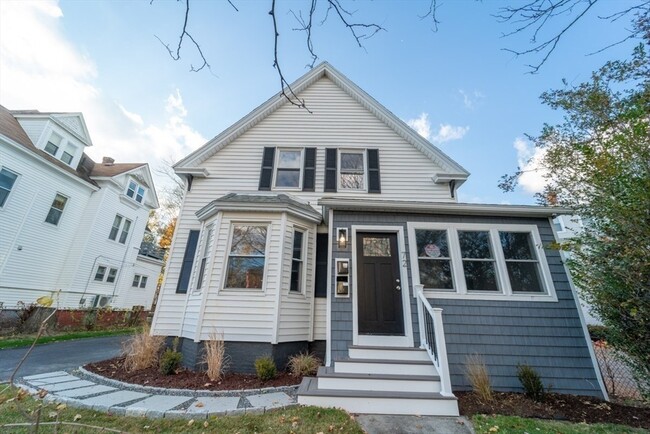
[{"xmin": 357, "ymin": 232, "xmax": 404, "ymax": 335}]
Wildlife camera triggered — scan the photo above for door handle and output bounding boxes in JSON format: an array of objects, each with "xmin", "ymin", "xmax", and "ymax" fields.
[{"xmin": 396, "ymin": 285, "xmax": 401, "ymax": 291}]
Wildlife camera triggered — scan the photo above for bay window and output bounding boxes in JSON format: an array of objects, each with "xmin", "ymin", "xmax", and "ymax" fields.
[{"xmin": 224, "ymin": 225, "xmax": 268, "ymax": 289}]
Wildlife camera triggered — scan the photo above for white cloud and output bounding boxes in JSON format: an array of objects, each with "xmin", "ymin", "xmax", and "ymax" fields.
[
  {"xmin": 0, "ymin": 1, "xmax": 205, "ymax": 193},
  {"xmin": 513, "ymin": 137, "xmax": 547, "ymax": 194},
  {"xmin": 406, "ymin": 113, "xmax": 469, "ymax": 144},
  {"xmin": 459, "ymin": 89, "xmax": 485, "ymax": 110}
]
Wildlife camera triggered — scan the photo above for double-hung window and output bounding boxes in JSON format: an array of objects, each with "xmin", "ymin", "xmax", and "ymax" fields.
[
  {"xmin": 409, "ymin": 223, "xmax": 555, "ymax": 301},
  {"xmin": 126, "ymin": 180, "xmax": 146, "ymax": 203},
  {"xmin": 44, "ymin": 132, "xmax": 62, "ymax": 156},
  {"xmin": 290, "ymin": 229, "xmax": 304, "ymax": 293},
  {"xmin": 95, "ymin": 265, "xmax": 118, "ymax": 283},
  {"xmin": 224, "ymin": 225, "xmax": 267, "ymax": 289},
  {"xmin": 109, "ymin": 214, "xmax": 132, "ymax": 244},
  {"xmin": 95, "ymin": 266, "xmax": 107, "ymax": 281},
  {"xmin": 0, "ymin": 168, "xmax": 18, "ymax": 208},
  {"xmin": 339, "ymin": 151, "xmax": 365, "ymax": 190},
  {"xmin": 132, "ymin": 274, "xmax": 149, "ymax": 288},
  {"xmin": 106, "ymin": 267, "xmax": 118, "ymax": 283},
  {"xmin": 45, "ymin": 193, "xmax": 68, "ymax": 226},
  {"xmin": 274, "ymin": 149, "xmax": 302, "ymax": 189}
]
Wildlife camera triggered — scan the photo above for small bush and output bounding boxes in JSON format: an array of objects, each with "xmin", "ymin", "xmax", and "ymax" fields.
[
  {"xmin": 288, "ymin": 352, "xmax": 320, "ymax": 377},
  {"xmin": 588, "ymin": 324, "xmax": 609, "ymax": 342},
  {"xmin": 255, "ymin": 356, "xmax": 277, "ymax": 381},
  {"xmin": 517, "ymin": 364, "xmax": 545, "ymax": 401},
  {"xmin": 159, "ymin": 349, "xmax": 183, "ymax": 375},
  {"xmin": 203, "ymin": 331, "xmax": 227, "ymax": 381},
  {"xmin": 122, "ymin": 325, "xmax": 165, "ymax": 372},
  {"xmin": 83, "ymin": 309, "xmax": 97, "ymax": 330},
  {"xmin": 465, "ymin": 354, "xmax": 493, "ymax": 402}
]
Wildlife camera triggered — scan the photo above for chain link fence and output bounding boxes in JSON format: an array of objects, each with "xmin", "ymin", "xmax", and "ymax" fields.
[{"xmin": 593, "ymin": 340, "xmax": 642, "ymax": 400}]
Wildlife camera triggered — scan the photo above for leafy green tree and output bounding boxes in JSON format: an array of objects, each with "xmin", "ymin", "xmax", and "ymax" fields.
[{"xmin": 501, "ymin": 17, "xmax": 650, "ymax": 400}]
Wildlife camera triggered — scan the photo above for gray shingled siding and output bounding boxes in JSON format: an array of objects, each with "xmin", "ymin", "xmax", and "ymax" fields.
[{"xmin": 330, "ymin": 210, "xmax": 603, "ymax": 398}]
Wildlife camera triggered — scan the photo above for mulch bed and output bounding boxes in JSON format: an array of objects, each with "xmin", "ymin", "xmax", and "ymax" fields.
[
  {"xmin": 457, "ymin": 391, "xmax": 650, "ymax": 429},
  {"xmin": 84, "ymin": 357, "xmax": 301, "ymax": 391}
]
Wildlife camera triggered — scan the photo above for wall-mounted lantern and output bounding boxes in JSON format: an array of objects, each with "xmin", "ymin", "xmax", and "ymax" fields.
[{"xmin": 337, "ymin": 228, "xmax": 348, "ymax": 249}]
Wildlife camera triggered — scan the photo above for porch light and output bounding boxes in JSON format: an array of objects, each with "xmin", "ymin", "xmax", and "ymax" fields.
[{"xmin": 337, "ymin": 228, "xmax": 348, "ymax": 249}]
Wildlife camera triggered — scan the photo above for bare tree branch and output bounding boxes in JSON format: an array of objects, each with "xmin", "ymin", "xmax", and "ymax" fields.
[
  {"xmin": 325, "ymin": 0, "xmax": 385, "ymax": 50},
  {"xmin": 419, "ymin": 0, "xmax": 440, "ymax": 32},
  {"xmin": 227, "ymin": 0, "xmax": 239, "ymax": 12}
]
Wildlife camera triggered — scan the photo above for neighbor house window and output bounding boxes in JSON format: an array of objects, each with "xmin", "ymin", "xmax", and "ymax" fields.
[
  {"xmin": 274, "ymin": 149, "xmax": 302, "ymax": 188},
  {"xmin": 44, "ymin": 132, "xmax": 62, "ymax": 156},
  {"xmin": 95, "ymin": 266, "xmax": 107, "ymax": 281},
  {"xmin": 106, "ymin": 267, "xmax": 118, "ymax": 283},
  {"xmin": 414, "ymin": 229, "xmax": 454, "ymax": 290},
  {"xmin": 225, "ymin": 225, "xmax": 268, "ymax": 289},
  {"xmin": 339, "ymin": 151, "xmax": 365, "ymax": 190},
  {"xmin": 132, "ymin": 274, "xmax": 149, "ymax": 288},
  {"xmin": 408, "ymin": 223, "xmax": 555, "ymax": 301},
  {"xmin": 500, "ymin": 231, "xmax": 544, "ymax": 293},
  {"xmin": 290, "ymin": 229, "xmax": 304, "ymax": 293},
  {"xmin": 139, "ymin": 276, "xmax": 148, "ymax": 288},
  {"xmin": 126, "ymin": 180, "xmax": 145, "ymax": 203},
  {"xmin": 109, "ymin": 214, "xmax": 132, "ymax": 244},
  {"xmin": 0, "ymin": 167, "xmax": 18, "ymax": 208},
  {"xmin": 45, "ymin": 193, "xmax": 68, "ymax": 226}
]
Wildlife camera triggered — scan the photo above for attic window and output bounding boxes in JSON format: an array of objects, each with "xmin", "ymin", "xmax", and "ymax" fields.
[
  {"xmin": 44, "ymin": 132, "xmax": 62, "ymax": 157},
  {"xmin": 60, "ymin": 143, "xmax": 77, "ymax": 166},
  {"xmin": 126, "ymin": 180, "xmax": 145, "ymax": 203}
]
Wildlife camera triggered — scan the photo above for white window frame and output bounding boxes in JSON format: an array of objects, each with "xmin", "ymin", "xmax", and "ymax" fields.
[
  {"xmin": 106, "ymin": 267, "xmax": 118, "ymax": 283},
  {"xmin": 0, "ymin": 167, "xmax": 19, "ymax": 209},
  {"xmin": 95, "ymin": 265, "xmax": 108, "ymax": 282},
  {"xmin": 108, "ymin": 214, "xmax": 133, "ymax": 244},
  {"xmin": 44, "ymin": 132, "xmax": 63, "ymax": 157},
  {"xmin": 407, "ymin": 222, "xmax": 557, "ymax": 302},
  {"xmin": 338, "ymin": 149, "xmax": 367, "ymax": 192},
  {"xmin": 139, "ymin": 275, "xmax": 148, "ymax": 288},
  {"xmin": 220, "ymin": 221, "xmax": 271, "ymax": 293},
  {"xmin": 126, "ymin": 179, "xmax": 146, "ymax": 204},
  {"xmin": 132, "ymin": 274, "xmax": 142, "ymax": 287},
  {"xmin": 273, "ymin": 148, "xmax": 304, "ymax": 190},
  {"xmin": 289, "ymin": 227, "xmax": 306, "ymax": 294},
  {"xmin": 44, "ymin": 193, "xmax": 69, "ymax": 226},
  {"xmin": 193, "ymin": 223, "xmax": 214, "ymax": 293}
]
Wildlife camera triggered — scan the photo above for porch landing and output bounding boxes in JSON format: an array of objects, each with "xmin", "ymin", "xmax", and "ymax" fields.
[{"xmin": 297, "ymin": 345, "xmax": 459, "ymax": 416}]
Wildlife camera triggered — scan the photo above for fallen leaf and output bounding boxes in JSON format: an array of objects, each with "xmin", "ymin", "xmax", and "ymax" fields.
[
  {"xmin": 74, "ymin": 414, "xmax": 82, "ymax": 421},
  {"xmin": 48, "ymin": 411, "xmax": 58, "ymax": 419},
  {"xmin": 56, "ymin": 403, "xmax": 67, "ymax": 411},
  {"xmin": 195, "ymin": 401, "xmax": 205, "ymax": 408},
  {"xmin": 16, "ymin": 389, "xmax": 28, "ymax": 401},
  {"xmin": 36, "ymin": 295, "xmax": 54, "ymax": 307},
  {"xmin": 37, "ymin": 389, "xmax": 48, "ymax": 399},
  {"xmin": 188, "ymin": 419, "xmax": 195, "ymax": 426},
  {"xmin": 204, "ymin": 421, "xmax": 209, "ymax": 428}
]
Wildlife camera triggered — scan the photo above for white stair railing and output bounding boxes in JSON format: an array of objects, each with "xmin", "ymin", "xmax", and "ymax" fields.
[{"xmin": 416, "ymin": 284, "xmax": 453, "ymax": 396}]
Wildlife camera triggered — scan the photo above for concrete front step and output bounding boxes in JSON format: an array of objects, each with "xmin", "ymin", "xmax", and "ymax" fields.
[
  {"xmin": 316, "ymin": 366, "xmax": 441, "ymax": 393},
  {"xmin": 348, "ymin": 345, "xmax": 431, "ymax": 362},
  {"xmin": 334, "ymin": 358, "xmax": 438, "ymax": 376},
  {"xmin": 297, "ymin": 377, "xmax": 459, "ymax": 416}
]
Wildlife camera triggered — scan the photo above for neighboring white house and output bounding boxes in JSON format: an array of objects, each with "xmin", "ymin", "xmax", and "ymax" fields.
[
  {"xmin": 553, "ymin": 215, "xmax": 602, "ymax": 325},
  {"xmin": 151, "ymin": 63, "xmax": 607, "ymax": 416},
  {"xmin": 0, "ymin": 105, "xmax": 163, "ymax": 310}
]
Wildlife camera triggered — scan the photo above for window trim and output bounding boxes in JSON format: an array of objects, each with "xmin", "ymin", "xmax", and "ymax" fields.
[
  {"xmin": 338, "ymin": 149, "xmax": 367, "ymax": 192},
  {"xmin": 0, "ymin": 167, "xmax": 19, "ymax": 209},
  {"xmin": 108, "ymin": 214, "xmax": 133, "ymax": 244},
  {"xmin": 273, "ymin": 148, "xmax": 304, "ymax": 190},
  {"xmin": 132, "ymin": 274, "xmax": 141, "ymax": 287},
  {"xmin": 125, "ymin": 179, "xmax": 146, "ymax": 204},
  {"xmin": 106, "ymin": 267, "xmax": 118, "ymax": 283},
  {"xmin": 407, "ymin": 222, "xmax": 557, "ymax": 302},
  {"xmin": 95, "ymin": 266, "xmax": 107, "ymax": 282},
  {"xmin": 193, "ymin": 223, "xmax": 215, "ymax": 293},
  {"xmin": 289, "ymin": 227, "xmax": 306, "ymax": 294},
  {"xmin": 220, "ymin": 221, "xmax": 271, "ymax": 293}
]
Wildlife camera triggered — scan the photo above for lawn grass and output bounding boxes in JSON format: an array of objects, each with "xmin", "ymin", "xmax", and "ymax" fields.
[
  {"xmin": 0, "ymin": 386, "xmax": 363, "ymax": 433},
  {"xmin": 472, "ymin": 414, "xmax": 647, "ymax": 434},
  {"xmin": 0, "ymin": 328, "xmax": 138, "ymax": 350}
]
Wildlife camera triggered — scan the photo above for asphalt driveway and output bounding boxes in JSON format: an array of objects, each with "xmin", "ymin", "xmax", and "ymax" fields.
[{"xmin": 0, "ymin": 335, "xmax": 131, "ymax": 382}]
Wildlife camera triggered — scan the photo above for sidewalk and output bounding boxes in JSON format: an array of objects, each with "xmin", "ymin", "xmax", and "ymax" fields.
[{"xmin": 19, "ymin": 368, "xmax": 297, "ymax": 419}]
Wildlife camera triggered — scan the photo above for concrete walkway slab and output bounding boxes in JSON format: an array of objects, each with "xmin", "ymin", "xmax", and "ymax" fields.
[
  {"xmin": 30, "ymin": 375, "xmax": 80, "ymax": 385},
  {"xmin": 81, "ymin": 390, "xmax": 149, "ymax": 408},
  {"xmin": 23, "ymin": 371, "xmax": 69, "ymax": 380},
  {"xmin": 127, "ymin": 395, "xmax": 193, "ymax": 413},
  {"xmin": 356, "ymin": 415, "xmax": 474, "ymax": 434},
  {"xmin": 38, "ymin": 379, "xmax": 95, "ymax": 392},
  {"xmin": 56, "ymin": 384, "xmax": 116, "ymax": 398},
  {"xmin": 247, "ymin": 392, "xmax": 293, "ymax": 409},
  {"xmin": 189, "ymin": 396, "xmax": 240, "ymax": 413}
]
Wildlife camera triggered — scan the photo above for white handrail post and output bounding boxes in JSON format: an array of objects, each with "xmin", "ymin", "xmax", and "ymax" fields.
[
  {"xmin": 415, "ymin": 284, "xmax": 426, "ymax": 349},
  {"xmin": 433, "ymin": 308, "xmax": 453, "ymax": 396}
]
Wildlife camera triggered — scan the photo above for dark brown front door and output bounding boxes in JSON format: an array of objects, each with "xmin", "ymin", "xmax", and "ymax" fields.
[{"xmin": 357, "ymin": 232, "xmax": 404, "ymax": 335}]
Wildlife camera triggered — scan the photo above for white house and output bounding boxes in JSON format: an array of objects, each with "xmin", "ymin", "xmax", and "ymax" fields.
[
  {"xmin": 151, "ymin": 63, "xmax": 606, "ymax": 416},
  {"xmin": 0, "ymin": 105, "xmax": 163, "ymax": 311}
]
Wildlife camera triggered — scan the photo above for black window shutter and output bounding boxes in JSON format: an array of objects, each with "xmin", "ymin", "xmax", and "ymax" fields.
[
  {"xmin": 314, "ymin": 234, "xmax": 328, "ymax": 298},
  {"xmin": 324, "ymin": 148, "xmax": 337, "ymax": 192},
  {"xmin": 367, "ymin": 149, "xmax": 381, "ymax": 193},
  {"xmin": 176, "ymin": 230, "xmax": 200, "ymax": 294},
  {"xmin": 302, "ymin": 148, "xmax": 316, "ymax": 191},
  {"xmin": 258, "ymin": 147, "xmax": 276, "ymax": 190}
]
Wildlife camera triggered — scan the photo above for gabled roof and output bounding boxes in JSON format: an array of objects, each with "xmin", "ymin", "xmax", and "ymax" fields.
[
  {"xmin": 174, "ymin": 62, "xmax": 469, "ymax": 180},
  {"xmin": 11, "ymin": 109, "xmax": 93, "ymax": 146},
  {"xmin": 91, "ymin": 162, "xmax": 146, "ymax": 178}
]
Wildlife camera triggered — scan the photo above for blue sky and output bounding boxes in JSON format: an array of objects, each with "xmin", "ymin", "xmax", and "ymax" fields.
[{"xmin": 0, "ymin": 0, "xmax": 639, "ymax": 204}]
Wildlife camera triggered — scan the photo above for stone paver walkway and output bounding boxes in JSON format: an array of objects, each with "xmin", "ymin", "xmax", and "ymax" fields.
[{"xmin": 19, "ymin": 369, "xmax": 297, "ymax": 419}]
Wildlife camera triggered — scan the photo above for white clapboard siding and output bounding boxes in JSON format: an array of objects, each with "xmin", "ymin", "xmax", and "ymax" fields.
[
  {"xmin": 313, "ymin": 298, "xmax": 327, "ymax": 340},
  {"xmin": 14, "ymin": 119, "xmax": 46, "ymax": 146},
  {"xmin": 112, "ymin": 256, "xmax": 162, "ymax": 309}
]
